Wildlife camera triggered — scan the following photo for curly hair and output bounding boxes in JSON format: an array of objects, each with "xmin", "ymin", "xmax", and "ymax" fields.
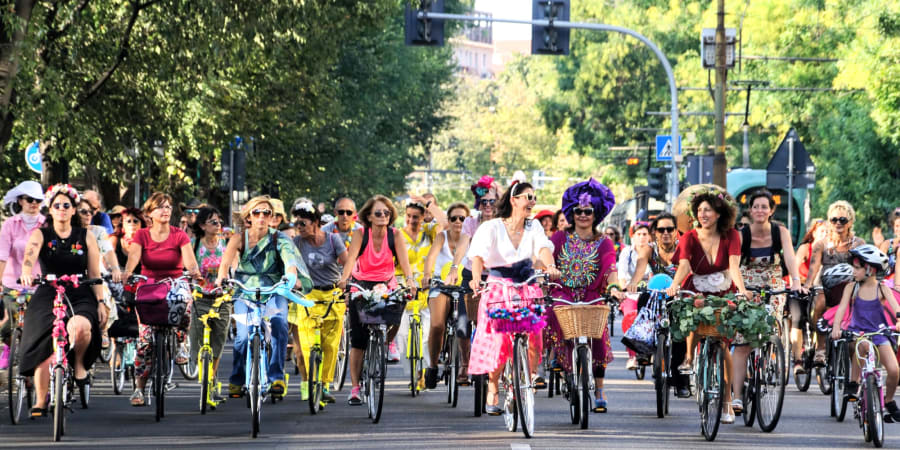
[
  {"xmin": 690, "ymin": 192, "xmax": 737, "ymax": 235},
  {"xmin": 358, "ymin": 195, "xmax": 397, "ymax": 228}
]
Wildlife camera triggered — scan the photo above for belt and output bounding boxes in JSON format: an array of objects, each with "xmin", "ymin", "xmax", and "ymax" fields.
[{"xmin": 312, "ymin": 284, "xmax": 338, "ymax": 291}]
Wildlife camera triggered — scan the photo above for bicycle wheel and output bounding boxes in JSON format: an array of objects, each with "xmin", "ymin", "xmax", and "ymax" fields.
[
  {"xmin": 8, "ymin": 328, "xmax": 26, "ymax": 424},
  {"xmin": 635, "ymin": 364, "xmax": 646, "ymax": 380},
  {"xmin": 817, "ymin": 334, "xmax": 832, "ymax": 395},
  {"xmin": 52, "ymin": 366, "xmax": 66, "ymax": 442},
  {"xmin": 409, "ymin": 320, "xmax": 420, "ymax": 397},
  {"xmin": 513, "ymin": 335, "xmax": 535, "ymax": 438},
  {"xmin": 199, "ymin": 349, "xmax": 211, "ymax": 415},
  {"xmin": 832, "ymin": 341, "xmax": 849, "ymax": 422},
  {"xmin": 700, "ymin": 342, "xmax": 723, "ymax": 442},
  {"xmin": 308, "ymin": 348, "xmax": 323, "ymax": 415},
  {"xmin": 371, "ymin": 330, "xmax": 386, "ymax": 424},
  {"xmin": 502, "ymin": 361, "xmax": 517, "ymax": 432},
  {"xmin": 567, "ymin": 372, "xmax": 579, "ymax": 424},
  {"xmin": 249, "ymin": 333, "xmax": 261, "ymax": 437},
  {"xmin": 335, "ymin": 315, "xmax": 349, "ymax": 392},
  {"xmin": 577, "ymin": 346, "xmax": 590, "ymax": 429},
  {"xmin": 154, "ymin": 331, "xmax": 167, "ymax": 422},
  {"xmin": 473, "ymin": 373, "xmax": 485, "ymax": 417},
  {"xmin": 742, "ymin": 354, "xmax": 757, "ymax": 427},
  {"xmin": 179, "ymin": 336, "xmax": 198, "ymax": 380},
  {"xmin": 780, "ymin": 316, "xmax": 791, "ymax": 384},
  {"xmin": 111, "ymin": 343, "xmax": 124, "ymax": 395},
  {"xmin": 449, "ymin": 337, "xmax": 459, "ymax": 407},
  {"xmin": 654, "ymin": 331, "xmax": 669, "ymax": 418},
  {"xmin": 865, "ymin": 373, "xmax": 885, "ymax": 447},
  {"xmin": 756, "ymin": 338, "xmax": 786, "ymax": 432}
]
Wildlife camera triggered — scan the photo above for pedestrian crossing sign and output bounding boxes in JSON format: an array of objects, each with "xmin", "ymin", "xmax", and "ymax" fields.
[{"xmin": 655, "ymin": 135, "xmax": 681, "ymax": 162}]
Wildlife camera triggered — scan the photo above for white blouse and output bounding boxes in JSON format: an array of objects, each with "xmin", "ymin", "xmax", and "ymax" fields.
[{"xmin": 467, "ymin": 218, "xmax": 553, "ymax": 269}]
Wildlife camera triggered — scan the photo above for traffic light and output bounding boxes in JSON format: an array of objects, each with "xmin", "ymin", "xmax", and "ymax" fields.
[
  {"xmin": 626, "ymin": 157, "xmax": 640, "ymax": 166},
  {"xmin": 647, "ymin": 167, "xmax": 668, "ymax": 201},
  {"xmin": 405, "ymin": 0, "xmax": 445, "ymax": 47},
  {"xmin": 532, "ymin": 0, "xmax": 569, "ymax": 55}
]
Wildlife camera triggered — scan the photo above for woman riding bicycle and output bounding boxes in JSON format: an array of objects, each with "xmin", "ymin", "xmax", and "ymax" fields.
[
  {"xmin": 830, "ymin": 245, "xmax": 900, "ymax": 422},
  {"xmin": 18, "ymin": 184, "xmax": 106, "ymax": 418},
  {"xmin": 544, "ymin": 179, "xmax": 620, "ymax": 413},
  {"xmin": 423, "ymin": 202, "xmax": 470, "ymax": 386},
  {"xmin": 665, "ymin": 187, "xmax": 750, "ymax": 424},
  {"xmin": 466, "ymin": 179, "xmax": 560, "ymax": 415},
  {"xmin": 338, "ymin": 195, "xmax": 416, "ymax": 406},
  {"xmin": 122, "ymin": 192, "xmax": 201, "ymax": 406},
  {"xmin": 291, "ymin": 200, "xmax": 348, "ymax": 404},
  {"xmin": 796, "ymin": 219, "xmax": 827, "ymax": 286},
  {"xmin": 1, "ymin": 181, "xmax": 45, "ymax": 370},
  {"xmin": 187, "ymin": 206, "xmax": 230, "ymax": 401},
  {"xmin": 215, "ymin": 195, "xmax": 310, "ymax": 400},
  {"xmin": 804, "ymin": 200, "xmax": 866, "ymax": 365},
  {"xmin": 618, "ymin": 221, "xmax": 652, "ymax": 371}
]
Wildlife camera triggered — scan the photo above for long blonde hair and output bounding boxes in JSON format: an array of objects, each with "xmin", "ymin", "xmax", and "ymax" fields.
[{"xmin": 826, "ymin": 200, "xmax": 855, "ymax": 246}]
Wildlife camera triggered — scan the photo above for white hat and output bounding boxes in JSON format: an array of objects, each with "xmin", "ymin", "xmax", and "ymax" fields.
[{"xmin": 3, "ymin": 181, "xmax": 44, "ymax": 207}]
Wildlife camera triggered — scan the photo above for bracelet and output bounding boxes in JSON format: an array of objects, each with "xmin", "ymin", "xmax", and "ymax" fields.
[
  {"xmin": 449, "ymin": 264, "xmax": 458, "ymax": 269},
  {"xmin": 606, "ymin": 283, "xmax": 622, "ymax": 295}
]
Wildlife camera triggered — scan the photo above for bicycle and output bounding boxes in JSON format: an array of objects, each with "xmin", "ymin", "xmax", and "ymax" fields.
[
  {"xmin": 785, "ymin": 287, "xmax": 825, "ymax": 393},
  {"xmin": 103, "ymin": 275, "xmax": 138, "ymax": 397},
  {"xmin": 405, "ymin": 291, "xmax": 426, "ymax": 397},
  {"xmin": 638, "ymin": 274, "xmax": 676, "ymax": 419},
  {"xmin": 348, "ymin": 282, "xmax": 409, "ymax": 424},
  {"xmin": 822, "ymin": 319, "xmax": 852, "ymax": 421},
  {"xmin": 741, "ymin": 286, "xmax": 788, "ymax": 433},
  {"xmin": 190, "ymin": 286, "xmax": 233, "ymax": 414},
  {"xmin": 848, "ymin": 327, "xmax": 900, "ymax": 448},
  {"xmin": 225, "ymin": 277, "xmax": 311, "ymax": 437},
  {"xmin": 4, "ymin": 288, "xmax": 32, "ymax": 425},
  {"xmin": 300, "ymin": 291, "xmax": 339, "ymax": 414},
  {"xmin": 430, "ymin": 279, "xmax": 472, "ymax": 408},
  {"xmin": 36, "ymin": 274, "xmax": 102, "ymax": 441},
  {"xmin": 680, "ymin": 289, "xmax": 726, "ymax": 442},
  {"xmin": 334, "ymin": 310, "xmax": 349, "ymax": 392},
  {"xmin": 479, "ymin": 272, "xmax": 548, "ymax": 439}
]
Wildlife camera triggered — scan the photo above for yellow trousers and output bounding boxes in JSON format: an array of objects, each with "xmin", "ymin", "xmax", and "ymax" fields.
[{"xmin": 296, "ymin": 289, "xmax": 346, "ymax": 385}]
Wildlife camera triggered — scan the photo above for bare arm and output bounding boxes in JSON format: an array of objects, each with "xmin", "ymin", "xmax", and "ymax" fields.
[
  {"xmin": 627, "ymin": 245, "xmax": 653, "ymax": 292},
  {"xmin": 831, "ymin": 283, "xmax": 855, "ymax": 338},
  {"xmin": 469, "ymin": 256, "xmax": 484, "ymax": 293},
  {"xmin": 339, "ymin": 228, "xmax": 363, "ymax": 288},
  {"xmin": 729, "ymin": 254, "xmax": 750, "ymax": 298},
  {"xmin": 779, "ymin": 225, "xmax": 802, "ymax": 290},
  {"xmin": 804, "ymin": 242, "xmax": 823, "ymax": 289},
  {"xmin": 84, "ymin": 232, "xmax": 106, "ymax": 307},
  {"xmin": 180, "ymin": 243, "xmax": 201, "ymax": 278},
  {"xmin": 665, "ymin": 259, "xmax": 692, "ymax": 297},
  {"xmin": 18, "ymin": 229, "xmax": 43, "ymax": 287},
  {"xmin": 216, "ymin": 233, "xmax": 242, "ymax": 285},
  {"xmin": 422, "ymin": 231, "xmax": 444, "ymax": 286}
]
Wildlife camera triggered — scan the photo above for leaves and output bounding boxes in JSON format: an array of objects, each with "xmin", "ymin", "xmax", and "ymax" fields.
[{"xmin": 670, "ymin": 293, "xmax": 774, "ymax": 348}]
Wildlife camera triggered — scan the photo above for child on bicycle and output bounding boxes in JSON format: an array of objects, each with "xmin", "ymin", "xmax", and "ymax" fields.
[{"xmin": 831, "ymin": 244, "xmax": 900, "ymax": 422}]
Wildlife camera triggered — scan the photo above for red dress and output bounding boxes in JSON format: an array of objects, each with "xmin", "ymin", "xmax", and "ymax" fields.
[{"xmin": 676, "ymin": 228, "xmax": 741, "ymax": 295}]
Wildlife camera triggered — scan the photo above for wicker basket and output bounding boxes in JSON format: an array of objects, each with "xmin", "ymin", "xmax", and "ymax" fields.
[
  {"xmin": 695, "ymin": 309, "xmax": 725, "ymax": 338},
  {"xmin": 553, "ymin": 304, "xmax": 610, "ymax": 340},
  {"xmin": 465, "ymin": 296, "xmax": 480, "ymax": 325}
]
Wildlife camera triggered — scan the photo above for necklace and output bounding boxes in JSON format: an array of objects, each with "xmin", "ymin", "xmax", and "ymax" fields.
[
  {"xmin": 504, "ymin": 219, "xmax": 523, "ymax": 235},
  {"xmin": 699, "ymin": 234, "xmax": 720, "ymax": 265}
]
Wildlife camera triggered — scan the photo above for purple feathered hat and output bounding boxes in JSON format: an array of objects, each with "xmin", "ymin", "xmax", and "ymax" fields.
[{"xmin": 561, "ymin": 178, "xmax": 616, "ymax": 227}]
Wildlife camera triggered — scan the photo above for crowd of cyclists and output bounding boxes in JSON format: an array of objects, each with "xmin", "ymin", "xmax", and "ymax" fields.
[{"xmin": 2, "ymin": 173, "xmax": 900, "ymax": 443}]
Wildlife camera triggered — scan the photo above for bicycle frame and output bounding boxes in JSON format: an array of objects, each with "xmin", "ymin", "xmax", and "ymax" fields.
[{"xmin": 192, "ymin": 288, "xmax": 232, "ymax": 412}]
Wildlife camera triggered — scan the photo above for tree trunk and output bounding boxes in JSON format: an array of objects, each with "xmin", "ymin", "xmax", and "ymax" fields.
[{"xmin": 0, "ymin": 0, "xmax": 38, "ymax": 157}]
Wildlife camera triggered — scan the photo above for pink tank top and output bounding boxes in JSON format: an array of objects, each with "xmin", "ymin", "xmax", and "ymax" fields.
[{"xmin": 351, "ymin": 228, "xmax": 396, "ymax": 284}]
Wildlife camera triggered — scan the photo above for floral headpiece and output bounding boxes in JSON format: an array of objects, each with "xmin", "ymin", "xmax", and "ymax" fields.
[
  {"xmin": 42, "ymin": 184, "xmax": 80, "ymax": 208},
  {"xmin": 471, "ymin": 175, "xmax": 497, "ymax": 208},
  {"xmin": 293, "ymin": 201, "xmax": 315, "ymax": 214},
  {"xmin": 404, "ymin": 198, "xmax": 425, "ymax": 210},
  {"xmin": 686, "ymin": 186, "xmax": 738, "ymax": 226}
]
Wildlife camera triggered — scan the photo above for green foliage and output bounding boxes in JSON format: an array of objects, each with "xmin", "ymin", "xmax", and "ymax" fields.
[{"xmin": 670, "ymin": 294, "xmax": 775, "ymax": 348}]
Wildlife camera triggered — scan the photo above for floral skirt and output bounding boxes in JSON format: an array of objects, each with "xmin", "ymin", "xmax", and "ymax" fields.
[{"xmin": 468, "ymin": 276, "xmax": 544, "ymax": 375}]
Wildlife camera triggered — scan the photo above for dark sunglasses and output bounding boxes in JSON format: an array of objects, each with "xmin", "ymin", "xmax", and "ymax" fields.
[
  {"xmin": 573, "ymin": 207, "xmax": 594, "ymax": 216},
  {"xmin": 206, "ymin": 219, "xmax": 222, "ymax": 226},
  {"xmin": 124, "ymin": 218, "xmax": 141, "ymax": 224},
  {"xmin": 185, "ymin": 209, "xmax": 200, "ymax": 215},
  {"xmin": 52, "ymin": 202, "xmax": 72, "ymax": 210},
  {"xmin": 514, "ymin": 193, "xmax": 537, "ymax": 202},
  {"xmin": 479, "ymin": 199, "xmax": 496, "ymax": 206},
  {"xmin": 656, "ymin": 226, "xmax": 676, "ymax": 234},
  {"xmin": 251, "ymin": 209, "xmax": 272, "ymax": 218},
  {"xmin": 372, "ymin": 210, "xmax": 390, "ymax": 218},
  {"xmin": 77, "ymin": 208, "xmax": 93, "ymax": 216},
  {"xmin": 295, "ymin": 220, "xmax": 312, "ymax": 228},
  {"xmin": 830, "ymin": 217, "xmax": 850, "ymax": 225},
  {"xmin": 449, "ymin": 215, "xmax": 466, "ymax": 223},
  {"xmin": 335, "ymin": 209, "xmax": 355, "ymax": 216},
  {"xmin": 20, "ymin": 196, "xmax": 41, "ymax": 204}
]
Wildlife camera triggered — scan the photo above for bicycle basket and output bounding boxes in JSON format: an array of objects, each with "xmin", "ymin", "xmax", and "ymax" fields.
[
  {"xmin": 354, "ymin": 292, "xmax": 406, "ymax": 325},
  {"xmin": 695, "ymin": 308, "xmax": 725, "ymax": 338},
  {"xmin": 554, "ymin": 304, "xmax": 610, "ymax": 340},
  {"xmin": 487, "ymin": 297, "xmax": 546, "ymax": 334},
  {"xmin": 135, "ymin": 280, "xmax": 191, "ymax": 327}
]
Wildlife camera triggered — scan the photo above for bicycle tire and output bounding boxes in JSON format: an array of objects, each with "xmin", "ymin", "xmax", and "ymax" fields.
[
  {"xmin": 250, "ymin": 333, "xmax": 261, "ymax": 437},
  {"xmin": 817, "ymin": 333, "xmax": 833, "ymax": 395},
  {"xmin": 308, "ymin": 348, "xmax": 322, "ymax": 415},
  {"xmin": 577, "ymin": 346, "xmax": 590, "ymax": 429},
  {"xmin": 700, "ymin": 342, "xmax": 723, "ymax": 441},
  {"xmin": 795, "ymin": 344, "xmax": 812, "ymax": 392},
  {"xmin": 742, "ymin": 354, "xmax": 757, "ymax": 427},
  {"xmin": 780, "ymin": 316, "xmax": 791, "ymax": 385},
  {"xmin": 179, "ymin": 336, "xmax": 198, "ymax": 381},
  {"xmin": 52, "ymin": 366, "xmax": 65, "ymax": 442},
  {"xmin": 654, "ymin": 331, "xmax": 669, "ymax": 418},
  {"xmin": 473, "ymin": 374, "xmax": 484, "ymax": 417},
  {"xmin": 513, "ymin": 335, "xmax": 534, "ymax": 438},
  {"xmin": 567, "ymin": 372, "xmax": 579, "ymax": 424},
  {"xmin": 112, "ymin": 343, "xmax": 125, "ymax": 395},
  {"xmin": 449, "ymin": 337, "xmax": 459, "ymax": 407},
  {"xmin": 200, "ymin": 350, "xmax": 211, "ymax": 415},
  {"xmin": 372, "ymin": 330, "xmax": 386, "ymax": 424},
  {"xmin": 502, "ymin": 361, "xmax": 517, "ymax": 432},
  {"xmin": 154, "ymin": 331, "xmax": 167, "ymax": 423},
  {"xmin": 8, "ymin": 328, "xmax": 24, "ymax": 424},
  {"xmin": 335, "ymin": 315, "xmax": 349, "ymax": 392},
  {"xmin": 635, "ymin": 364, "xmax": 646, "ymax": 380},
  {"xmin": 833, "ymin": 341, "xmax": 849, "ymax": 422},
  {"xmin": 756, "ymin": 338, "xmax": 786, "ymax": 432},
  {"xmin": 409, "ymin": 320, "xmax": 420, "ymax": 397},
  {"xmin": 866, "ymin": 373, "xmax": 885, "ymax": 447}
]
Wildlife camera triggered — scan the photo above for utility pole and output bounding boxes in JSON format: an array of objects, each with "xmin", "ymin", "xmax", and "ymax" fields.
[{"xmin": 713, "ymin": 0, "xmax": 728, "ymax": 188}]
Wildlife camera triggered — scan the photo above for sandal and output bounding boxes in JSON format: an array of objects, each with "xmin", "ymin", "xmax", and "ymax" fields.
[
  {"xmin": 793, "ymin": 360, "xmax": 806, "ymax": 376},
  {"xmin": 485, "ymin": 390, "xmax": 501, "ymax": 416},
  {"xmin": 533, "ymin": 375, "xmax": 547, "ymax": 390},
  {"xmin": 30, "ymin": 406, "xmax": 48, "ymax": 418},
  {"xmin": 457, "ymin": 373, "xmax": 471, "ymax": 386},
  {"xmin": 130, "ymin": 389, "xmax": 145, "ymax": 407},
  {"xmin": 678, "ymin": 360, "xmax": 694, "ymax": 375},
  {"xmin": 593, "ymin": 389, "xmax": 607, "ymax": 413}
]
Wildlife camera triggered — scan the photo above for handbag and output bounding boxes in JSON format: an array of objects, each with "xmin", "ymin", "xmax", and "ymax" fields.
[
  {"xmin": 621, "ymin": 296, "xmax": 659, "ymax": 356},
  {"xmin": 135, "ymin": 279, "xmax": 191, "ymax": 327}
]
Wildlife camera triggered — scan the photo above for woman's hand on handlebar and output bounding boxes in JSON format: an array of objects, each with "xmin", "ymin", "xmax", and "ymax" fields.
[
  {"xmin": 444, "ymin": 270, "xmax": 458, "ymax": 285},
  {"xmin": 831, "ymin": 326, "xmax": 843, "ymax": 341},
  {"xmin": 110, "ymin": 268, "xmax": 123, "ymax": 284},
  {"xmin": 665, "ymin": 285, "xmax": 678, "ymax": 298},
  {"xmin": 626, "ymin": 282, "xmax": 639, "ymax": 294},
  {"xmin": 469, "ymin": 279, "xmax": 480, "ymax": 294}
]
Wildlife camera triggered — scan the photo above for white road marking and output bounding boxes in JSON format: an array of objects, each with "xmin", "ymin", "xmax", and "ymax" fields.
[{"xmin": 510, "ymin": 444, "xmax": 531, "ymax": 450}]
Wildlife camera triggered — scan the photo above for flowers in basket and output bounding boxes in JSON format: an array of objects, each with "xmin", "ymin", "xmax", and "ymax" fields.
[
  {"xmin": 669, "ymin": 294, "xmax": 774, "ymax": 348},
  {"xmin": 487, "ymin": 304, "xmax": 547, "ymax": 334}
]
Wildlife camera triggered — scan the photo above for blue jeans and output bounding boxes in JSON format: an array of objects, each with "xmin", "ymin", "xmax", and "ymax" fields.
[{"xmin": 230, "ymin": 294, "xmax": 289, "ymax": 386}]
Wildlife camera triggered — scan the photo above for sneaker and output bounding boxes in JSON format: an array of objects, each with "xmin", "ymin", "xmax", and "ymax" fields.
[
  {"xmin": 846, "ymin": 381, "xmax": 859, "ymax": 402},
  {"xmin": 0, "ymin": 344, "xmax": 10, "ymax": 370},
  {"xmin": 678, "ymin": 360, "xmax": 694, "ymax": 375},
  {"xmin": 885, "ymin": 400, "xmax": 900, "ymax": 423},
  {"xmin": 721, "ymin": 410, "xmax": 735, "ymax": 424},
  {"xmin": 485, "ymin": 404, "xmax": 502, "ymax": 415},
  {"xmin": 626, "ymin": 357, "xmax": 638, "ymax": 371},
  {"xmin": 731, "ymin": 399, "xmax": 743, "ymax": 414},
  {"xmin": 675, "ymin": 386, "xmax": 691, "ymax": 398},
  {"xmin": 322, "ymin": 388, "xmax": 336, "ymax": 404},
  {"xmin": 229, "ymin": 383, "xmax": 244, "ymax": 398},
  {"xmin": 130, "ymin": 389, "xmax": 145, "ymax": 407},
  {"xmin": 424, "ymin": 367, "xmax": 439, "ymax": 389},
  {"xmin": 175, "ymin": 344, "xmax": 189, "ymax": 365},
  {"xmin": 269, "ymin": 380, "xmax": 286, "ymax": 397},
  {"xmin": 388, "ymin": 341, "xmax": 400, "ymax": 364},
  {"xmin": 348, "ymin": 386, "xmax": 362, "ymax": 405},
  {"xmin": 300, "ymin": 382, "xmax": 309, "ymax": 401}
]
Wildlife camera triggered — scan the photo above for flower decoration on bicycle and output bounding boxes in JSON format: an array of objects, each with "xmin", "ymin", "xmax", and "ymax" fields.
[
  {"xmin": 487, "ymin": 303, "xmax": 546, "ymax": 334},
  {"xmin": 350, "ymin": 284, "xmax": 408, "ymax": 325}
]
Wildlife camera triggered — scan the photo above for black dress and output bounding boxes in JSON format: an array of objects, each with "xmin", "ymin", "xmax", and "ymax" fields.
[{"xmin": 19, "ymin": 227, "xmax": 101, "ymax": 376}]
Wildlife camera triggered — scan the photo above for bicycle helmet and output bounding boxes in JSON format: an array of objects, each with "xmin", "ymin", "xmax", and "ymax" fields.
[
  {"xmin": 849, "ymin": 244, "xmax": 890, "ymax": 275},
  {"xmin": 821, "ymin": 263, "xmax": 854, "ymax": 289}
]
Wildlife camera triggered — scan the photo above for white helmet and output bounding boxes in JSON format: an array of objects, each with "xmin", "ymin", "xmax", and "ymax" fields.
[
  {"xmin": 849, "ymin": 244, "xmax": 890, "ymax": 275},
  {"xmin": 822, "ymin": 263, "xmax": 854, "ymax": 289}
]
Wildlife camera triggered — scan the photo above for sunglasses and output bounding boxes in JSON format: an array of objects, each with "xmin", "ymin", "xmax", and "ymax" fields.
[
  {"xmin": 295, "ymin": 220, "xmax": 312, "ymax": 228},
  {"xmin": 372, "ymin": 210, "xmax": 391, "ymax": 218},
  {"xmin": 251, "ymin": 209, "xmax": 273, "ymax": 218},
  {"xmin": 52, "ymin": 202, "xmax": 72, "ymax": 210},
  {"xmin": 206, "ymin": 219, "xmax": 222, "ymax": 226},
  {"xmin": 573, "ymin": 207, "xmax": 594, "ymax": 216},
  {"xmin": 514, "ymin": 193, "xmax": 537, "ymax": 202},
  {"xmin": 656, "ymin": 226, "xmax": 676, "ymax": 234},
  {"xmin": 21, "ymin": 196, "xmax": 41, "ymax": 204},
  {"xmin": 830, "ymin": 217, "xmax": 850, "ymax": 225},
  {"xmin": 605, "ymin": 232, "xmax": 616, "ymax": 238},
  {"xmin": 479, "ymin": 199, "xmax": 496, "ymax": 206},
  {"xmin": 77, "ymin": 208, "xmax": 93, "ymax": 216},
  {"xmin": 125, "ymin": 218, "xmax": 141, "ymax": 225},
  {"xmin": 185, "ymin": 209, "xmax": 199, "ymax": 214},
  {"xmin": 449, "ymin": 215, "xmax": 466, "ymax": 223},
  {"xmin": 335, "ymin": 209, "xmax": 355, "ymax": 216}
]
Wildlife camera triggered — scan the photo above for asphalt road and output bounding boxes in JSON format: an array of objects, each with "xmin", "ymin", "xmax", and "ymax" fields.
[{"xmin": 1, "ymin": 317, "xmax": 898, "ymax": 449}]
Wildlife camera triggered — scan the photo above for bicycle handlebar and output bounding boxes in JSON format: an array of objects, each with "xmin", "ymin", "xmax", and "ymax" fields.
[
  {"xmin": 546, "ymin": 296, "xmax": 609, "ymax": 307},
  {"xmin": 429, "ymin": 279, "xmax": 473, "ymax": 295}
]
